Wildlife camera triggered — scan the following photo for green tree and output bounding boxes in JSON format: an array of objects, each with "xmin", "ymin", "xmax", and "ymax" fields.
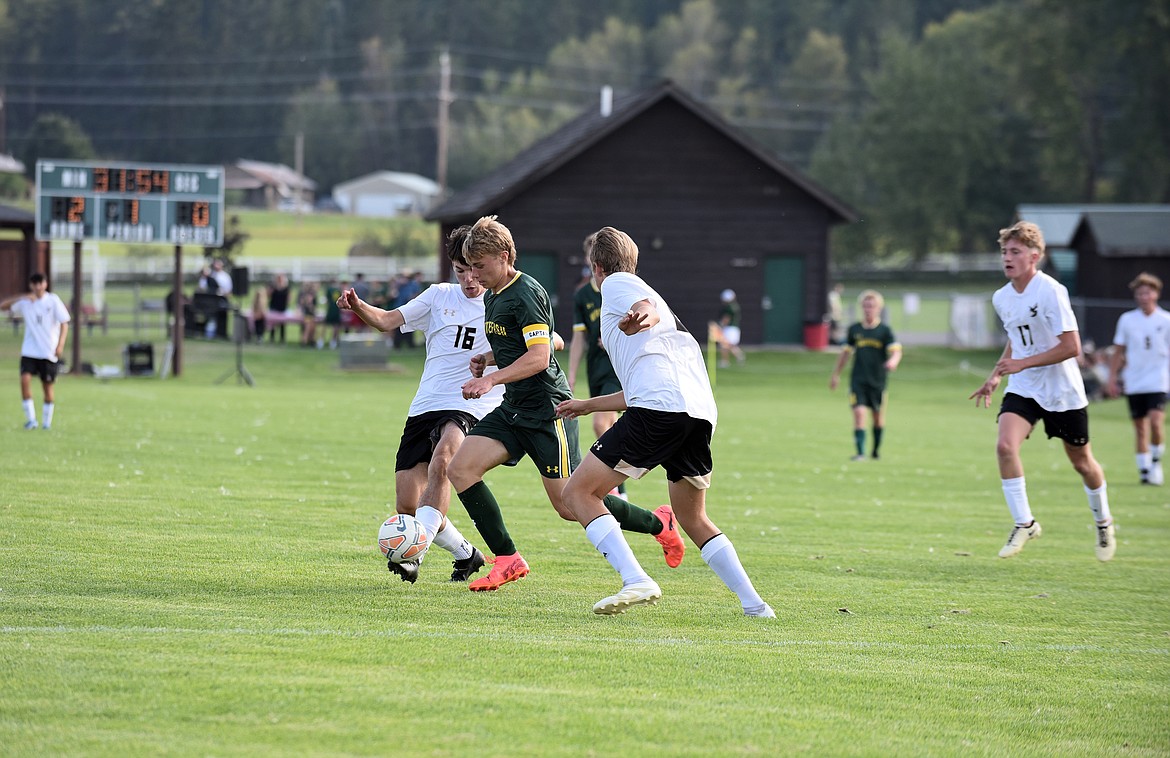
[
  {"xmin": 18, "ymin": 113, "xmax": 96, "ymax": 170},
  {"xmin": 280, "ymin": 76, "xmax": 361, "ymax": 192},
  {"xmin": 812, "ymin": 9, "xmax": 1041, "ymax": 260}
]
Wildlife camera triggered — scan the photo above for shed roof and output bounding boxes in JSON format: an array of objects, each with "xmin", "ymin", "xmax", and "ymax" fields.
[
  {"xmin": 427, "ymin": 79, "xmax": 857, "ymax": 224},
  {"xmin": 334, "ymin": 171, "xmax": 440, "ymax": 196},
  {"xmin": 0, "ymin": 203, "xmax": 35, "ymax": 226},
  {"xmin": 1077, "ymin": 207, "xmax": 1170, "ymax": 258},
  {"xmin": 1018, "ymin": 204, "xmax": 1170, "ymax": 248},
  {"xmin": 0, "ymin": 154, "xmax": 25, "ymax": 174},
  {"xmin": 228, "ymin": 159, "xmax": 317, "ymax": 195}
]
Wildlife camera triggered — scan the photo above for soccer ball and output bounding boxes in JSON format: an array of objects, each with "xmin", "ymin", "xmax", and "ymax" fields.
[{"xmin": 378, "ymin": 513, "xmax": 429, "ymax": 564}]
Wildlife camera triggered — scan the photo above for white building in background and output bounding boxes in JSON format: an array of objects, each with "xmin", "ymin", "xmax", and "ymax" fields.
[{"xmin": 332, "ymin": 171, "xmax": 441, "ymax": 217}]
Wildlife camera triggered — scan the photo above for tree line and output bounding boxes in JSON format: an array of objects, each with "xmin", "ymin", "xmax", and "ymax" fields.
[{"xmin": 1, "ymin": 0, "xmax": 1166, "ymax": 260}]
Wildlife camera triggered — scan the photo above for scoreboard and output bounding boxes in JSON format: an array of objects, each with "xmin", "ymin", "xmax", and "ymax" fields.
[{"xmin": 35, "ymin": 160, "xmax": 225, "ymax": 246}]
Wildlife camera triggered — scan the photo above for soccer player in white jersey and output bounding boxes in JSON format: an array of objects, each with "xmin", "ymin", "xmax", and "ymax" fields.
[
  {"xmin": 969, "ymin": 221, "xmax": 1115, "ymax": 561},
  {"xmin": 0, "ymin": 272, "xmax": 71, "ymax": 430},
  {"xmin": 1107, "ymin": 272, "xmax": 1170, "ymax": 485},
  {"xmin": 556, "ymin": 226, "xmax": 774, "ymax": 617},
  {"xmin": 338, "ymin": 227, "xmax": 500, "ymax": 583}
]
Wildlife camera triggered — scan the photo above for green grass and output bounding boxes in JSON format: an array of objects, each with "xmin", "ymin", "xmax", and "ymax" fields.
[
  {"xmin": 94, "ymin": 209, "xmax": 438, "ymax": 259},
  {"xmin": 1, "ymin": 333, "xmax": 1168, "ymax": 756}
]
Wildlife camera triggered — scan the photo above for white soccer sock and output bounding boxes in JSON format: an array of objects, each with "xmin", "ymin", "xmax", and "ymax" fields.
[
  {"xmin": 584, "ymin": 513, "xmax": 653, "ymax": 587},
  {"xmin": 1137, "ymin": 452, "xmax": 1152, "ymax": 475},
  {"xmin": 1153, "ymin": 444, "xmax": 1165, "ymax": 464},
  {"xmin": 42, "ymin": 402, "xmax": 54, "ymax": 428},
  {"xmin": 22, "ymin": 398, "xmax": 35, "ymax": 424},
  {"xmin": 700, "ymin": 533, "xmax": 766, "ymax": 610},
  {"xmin": 1085, "ymin": 482, "xmax": 1111, "ymax": 525},
  {"xmin": 414, "ymin": 505, "xmax": 443, "ymax": 539},
  {"xmin": 1001, "ymin": 476, "xmax": 1034, "ymax": 525},
  {"xmin": 415, "ymin": 505, "xmax": 473, "ymax": 559}
]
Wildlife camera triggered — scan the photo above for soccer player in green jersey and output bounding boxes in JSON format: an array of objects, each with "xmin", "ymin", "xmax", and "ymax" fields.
[
  {"xmin": 568, "ymin": 233, "xmax": 627, "ymax": 499},
  {"xmin": 447, "ymin": 216, "xmax": 685, "ymax": 592},
  {"xmin": 829, "ymin": 290, "xmax": 902, "ymax": 460}
]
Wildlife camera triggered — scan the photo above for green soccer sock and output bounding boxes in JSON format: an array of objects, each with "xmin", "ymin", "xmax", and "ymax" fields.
[
  {"xmin": 603, "ymin": 494, "xmax": 660, "ymax": 535},
  {"xmin": 456, "ymin": 481, "xmax": 517, "ymax": 556},
  {"xmin": 854, "ymin": 428, "xmax": 866, "ymax": 456},
  {"xmin": 872, "ymin": 426, "xmax": 884, "ymax": 456}
]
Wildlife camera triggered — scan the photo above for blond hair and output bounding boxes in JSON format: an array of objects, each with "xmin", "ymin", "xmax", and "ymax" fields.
[
  {"xmin": 587, "ymin": 227, "xmax": 639, "ymax": 275},
  {"xmin": 998, "ymin": 221, "xmax": 1045, "ymax": 254},
  {"xmin": 462, "ymin": 215, "xmax": 517, "ymax": 265},
  {"xmin": 857, "ymin": 289, "xmax": 884, "ymax": 309},
  {"xmin": 1129, "ymin": 271, "xmax": 1163, "ymax": 293}
]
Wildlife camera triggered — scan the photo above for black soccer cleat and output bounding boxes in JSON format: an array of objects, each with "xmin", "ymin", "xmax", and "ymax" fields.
[
  {"xmin": 388, "ymin": 559, "xmax": 420, "ymax": 584},
  {"xmin": 449, "ymin": 547, "xmax": 486, "ymax": 582}
]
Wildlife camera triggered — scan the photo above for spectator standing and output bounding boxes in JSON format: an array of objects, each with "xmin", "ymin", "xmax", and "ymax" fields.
[
  {"xmin": 717, "ymin": 289, "xmax": 746, "ymax": 367},
  {"xmin": 267, "ymin": 273, "xmax": 291, "ymax": 343}
]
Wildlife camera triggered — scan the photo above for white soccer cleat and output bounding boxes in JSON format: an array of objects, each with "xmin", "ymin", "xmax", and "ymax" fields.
[
  {"xmin": 592, "ymin": 581, "xmax": 662, "ymax": 615},
  {"xmin": 1095, "ymin": 522, "xmax": 1116, "ymax": 562},
  {"xmin": 1150, "ymin": 462, "xmax": 1164, "ymax": 486},
  {"xmin": 999, "ymin": 521, "xmax": 1042, "ymax": 558},
  {"xmin": 744, "ymin": 603, "xmax": 776, "ymax": 618}
]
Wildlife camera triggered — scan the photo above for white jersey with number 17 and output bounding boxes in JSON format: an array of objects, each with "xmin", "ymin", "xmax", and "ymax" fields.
[{"xmin": 992, "ymin": 271, "xmax": 1087, "ymax": 412}]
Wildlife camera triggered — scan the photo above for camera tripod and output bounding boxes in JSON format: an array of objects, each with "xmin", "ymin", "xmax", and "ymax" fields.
[{"xmin": 215, "ymin": 308, "xmax": 255, "ymax": 386}]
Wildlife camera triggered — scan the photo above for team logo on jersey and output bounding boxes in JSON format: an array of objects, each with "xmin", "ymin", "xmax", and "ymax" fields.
[
  {"xmin": 486, "ymin": 321, "xmax": 507, "ymax": 336},
  {"xmin": 443, "ymin": 308, "xmax": 457, "ymax": 317}
]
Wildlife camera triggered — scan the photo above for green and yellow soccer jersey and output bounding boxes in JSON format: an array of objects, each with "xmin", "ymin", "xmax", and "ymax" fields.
[
  {"xmin": 846, "ymin": 321, "xmax": 900, "ymax": 390},
  {"xmin": 720, "ymin": 300, "xmax": 741, "ymax": 328},
  {"xmin": 484, "ymin": 271, "xmax": 572, "ymax": 420},
  {"xmin": 572, "ymin": 281, "xmax": 619, "ymax": 391}
]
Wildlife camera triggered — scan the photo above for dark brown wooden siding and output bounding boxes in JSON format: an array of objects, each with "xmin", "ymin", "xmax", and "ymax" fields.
[
  {"xmin": 1072, "ymin": 226, "xmax": 1170, "ymax": 346},
  {"xmin": 444, "ymin": 99, "xmax": 833, "ymax": 344}
]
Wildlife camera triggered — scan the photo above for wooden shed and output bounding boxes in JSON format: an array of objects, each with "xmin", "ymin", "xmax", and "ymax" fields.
[
  {"xmin": 426, "ymin": 80, "xmax": 857, "ymax": 345},
  {"xmin": 0, "ymin": 203, "xmax": 51, "ymax": 296},
  {"xmin": 1068, "ymin": 206, "xmax": 1170, "ymax": 347}
]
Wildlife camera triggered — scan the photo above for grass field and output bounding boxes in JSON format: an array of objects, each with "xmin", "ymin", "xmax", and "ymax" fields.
[
  {"xmin": 89, "ymin": 209, "xmax": 438, "ymax": 259},
  {"xmin": 1, "ymin": 332, "xmax": 1167, "ymax": 756}
]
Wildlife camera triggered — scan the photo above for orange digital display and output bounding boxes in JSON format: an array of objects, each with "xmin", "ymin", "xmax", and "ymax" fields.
[{"xmin": 92, "ymin": 167, "xmax": 175, "ymax": 195}]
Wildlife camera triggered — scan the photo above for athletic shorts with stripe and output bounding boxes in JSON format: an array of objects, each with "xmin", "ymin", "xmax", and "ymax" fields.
[{"xmin": 468, "ymin": 406, "xmax": 581, "ymax": 479}]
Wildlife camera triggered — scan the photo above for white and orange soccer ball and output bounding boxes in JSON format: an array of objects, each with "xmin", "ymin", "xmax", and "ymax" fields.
[{"xmin": 377, "ymin": 513, "xmax": 429, "ymax": 564}]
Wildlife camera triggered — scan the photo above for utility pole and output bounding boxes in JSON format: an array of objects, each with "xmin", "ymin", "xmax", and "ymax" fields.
[
  {"xmin": 436, "ymin": 48, "xmax": 451, "ymax": 193},
  {"xmin": 294, "ymin": 131, "xmax": 305, "ymax": 214}
]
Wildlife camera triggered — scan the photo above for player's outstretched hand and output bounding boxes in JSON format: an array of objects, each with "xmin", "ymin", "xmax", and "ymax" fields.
[
  {"xmin": 556, "ymin": 398, "xmax": 590, "ymax": 419},
  {"xmin": 968, "ymin": 375, "xmax": 1000, "ymax": 408},
  {"xmin": 337, "ymin": 288, "xmax": 360, "ymax": 311}
]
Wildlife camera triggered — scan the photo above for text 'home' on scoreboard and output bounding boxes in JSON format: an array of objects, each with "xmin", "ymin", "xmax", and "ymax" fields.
[{"xmin": 35, "ymin": 160, "xmax": 225, "ymax": 246}]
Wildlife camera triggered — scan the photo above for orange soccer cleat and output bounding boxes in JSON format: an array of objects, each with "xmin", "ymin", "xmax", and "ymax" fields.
[
  {"xmin": 468, "ymin": 552, "xmax": 530, "ymax": 591},
  {"xmin": 653, "ymin": 504, "xmax": 685, "ymax": 568}
]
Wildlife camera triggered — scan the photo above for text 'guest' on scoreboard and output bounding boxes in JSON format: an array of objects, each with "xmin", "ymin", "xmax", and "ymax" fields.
[{"xmin": 35, "ymin": 159, "xmax": 225, "ymax": 246}]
